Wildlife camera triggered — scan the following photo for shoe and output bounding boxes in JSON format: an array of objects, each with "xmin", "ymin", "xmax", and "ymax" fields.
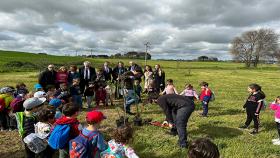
[
  {"xmin": 126, "ymin": 111, "xmax": 136, "ymax": 115},
  {"xmin": 239, "ymin": 125, "xmax": 248, "ymax": 129},
  {"xmin": 273, "ymin": 140, "xmax": 280, "ymax": 145},
  {"xmin": 272, "ymin": 138, "xmax": 280, "ymax": 143},
  {"xmin": 249, "ymin": 129, "xmax": 258, "ymax": 135}
]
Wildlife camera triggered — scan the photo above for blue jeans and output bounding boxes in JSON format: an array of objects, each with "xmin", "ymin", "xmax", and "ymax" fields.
[
  {"xmin": 202, "ymin": 102, "xmax": 209, "ymax": 116},
  {"xmin": 72, "ymin": 95, "xmax": 82, "ymax": 108},
  {"xmin": 125, "ymin": 90, "xmax": 138, "ymax": 112}
]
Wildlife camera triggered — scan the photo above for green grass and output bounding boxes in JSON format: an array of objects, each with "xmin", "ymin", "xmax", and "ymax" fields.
[{"xmin": 1, "ymin": 51, "xmax": 280, "ymax": 157}]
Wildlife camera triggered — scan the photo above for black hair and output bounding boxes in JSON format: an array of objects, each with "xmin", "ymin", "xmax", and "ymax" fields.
[
  {"xmin": 37, "ymin": 106, "xmax": 55, "ymax": 122},
  {"xmin": 200, "ymin": 81, "xmax": 209, "ymax": 87},
  {"xmin": 62, "ymin": 103, "xmax": 80, "ymax": 117},
  {"xmin": 16, "ymin": 82, "xmax": 26, "ymax": 89},
  {"xmin": 248, "ymin": 83, "xmax": 266, "ymax": 99},
  {"xmin": 188, "ymin": 138, "xmax": 220, "ymax": 158}
]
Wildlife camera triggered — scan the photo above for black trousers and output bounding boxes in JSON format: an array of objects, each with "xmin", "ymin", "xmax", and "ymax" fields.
[
  {"xmin": 245, "ymin": 108, "xmax": 259, "ymax": 129},
  {"xmin": 0, "ymin": 112, "xmax": 7, "ymax": 129},
  {"xmin": 171, "ymin": 105, "xmax": 194, "ymax": 146},
  {"xmin": 276, "ymin": 122, "xmax": 280, "ymax": 138}
]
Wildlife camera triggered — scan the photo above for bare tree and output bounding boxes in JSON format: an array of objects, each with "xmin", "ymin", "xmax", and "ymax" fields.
[{"xmin": 230, "ymin": 28, "xmax": 279, "ymax": 67}]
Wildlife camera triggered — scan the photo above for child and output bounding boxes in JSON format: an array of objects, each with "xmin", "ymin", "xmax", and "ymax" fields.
[
  {"xmin": 95, "ymin": 82, "xmax": 107, "ymax": 107},
  {"xmin": 188, "ymin": 138, "xmax": 220, "ymax": 158},
  {"xmin": 199, "ymin": 81, "xmax": 212, "ymax": 117},
  {"xmin": 46, "ymin": 85, "xmax": 56, "ymax": 101},
  {"xmin": 34, "ymin": 84, "xmax": 44, "ymax": 92},
  {"xmin": 0, "ymin": 87, "xmax": 15, "ymax": 131},
  {"xmin": 180, "ymin": 84, "xmax": 199, "ymax": 101},
  {"xmin": 55, "ymin": 83, "xmax": 71, "ymax": 103},
  {"xmin": 69, "ymin": 79, "xmax": 83, "ymax": 108},
  {"xmin": 105, "ymin": 83, "xmax": 114, "ymax": 106},
  {"xmin": 34, "ymin": 107, "xmax": 56, "ymax": 158},
  {"xmin": 15, "ymin": 82, "xmax": 29, "ymax": 97},
  {"xmin": 144, "ymin": 65, "xmax": 153, "ymax": 93},
  {"xmin": 124, "ymin": 88, "xmax": 139, "ymax": 115},
  {"xmin": 239, "ymin": 83, "xmax": 266, "ymax": 135},
  {"xmin": 84, "ymin": 82, "xmax": 95, "ymax": 109},
  {"xmin": 134, "ymin": 80, "xmax": 142, "ymax": 103},
  {"xmin": 50, "ymin": 103, "xmax": 80, "ymax": 158},
  {"xmin": 162, "ymin": 79, "xmax": 178, "ymax": 95},
  {"xmin": 100, "ymin": 124, "xmax": 138, "ymax": 158},
  {"xmin": 16, "ymin": 97, "xmax": 46, "ymax": 158},
  {"xmin": 146, "ymin": 80, "xmax": 159, "ymax": 104},
  {"xmin": 69, "ymin": 110, "xmax": 108, "ymax": 158},
  {"xmin": 270, "ymin": 96, "xmax": 280, "ymax": 145},
  {"xmin": 48, "ymin": 98, "xmax": 63, "ymax": 119}
]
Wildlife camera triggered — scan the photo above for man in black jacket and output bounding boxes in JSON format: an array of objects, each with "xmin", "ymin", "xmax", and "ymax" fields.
[
  {"xmin": 79, "ymin": 61, "xmax": 96, "ymax": 94},
  {"xmin": 38, "ymin": 64, "xmax": 57, "ymax": 91},
  {"xmin": 102, "ymin": 61, "xmax": 112, "ymax": 82},
  {"xmin": 157, "ymin": 94, "xmax": 195, "ymax": 148},
  {"xmin": 128, "ymin": 61, "xmax": 143, "ymax": 82}
]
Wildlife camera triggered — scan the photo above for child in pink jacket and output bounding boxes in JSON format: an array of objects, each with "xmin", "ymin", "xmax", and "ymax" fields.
[{"xmin": 270, "ymin": 96, "xmax": 280, "ymax": 145}]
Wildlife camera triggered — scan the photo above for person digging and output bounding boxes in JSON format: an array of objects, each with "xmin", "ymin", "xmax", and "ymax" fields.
[{"xmin": 157, "ymin": 94, "xmax": 195, "ymax": 148}]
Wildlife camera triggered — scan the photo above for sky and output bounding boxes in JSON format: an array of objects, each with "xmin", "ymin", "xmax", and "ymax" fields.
[{"xmin": 0, "ymin": 0, "xmax": 280, "ymax": 60}]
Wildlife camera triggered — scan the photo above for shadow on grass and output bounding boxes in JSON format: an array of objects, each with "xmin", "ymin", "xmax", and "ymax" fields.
[
  {"xmin": 210, "ymin": 108, "xmax": 243, "ymax": 116},
  {"xmin": 190, "ymin": 124, "xmax": 243, "ymax": 139}
]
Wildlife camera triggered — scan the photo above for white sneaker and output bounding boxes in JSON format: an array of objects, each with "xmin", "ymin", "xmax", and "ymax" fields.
[
  {"xmin": 272, "ymin": 138, "xmax": 280, "ymax": 143},
  {"xmin": 273, "ymin": 140, "xmax": 280, "ymax": 145}
]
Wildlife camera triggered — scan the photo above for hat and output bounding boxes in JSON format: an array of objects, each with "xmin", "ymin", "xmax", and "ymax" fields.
[
  {"xmin": 34, "ymin": 91, "xmax": 46, "ymax": 98},
  {"xmin": 86, "ymin": 110, "xmax": 106, "ymax": 123},
  {"xmin": 49, "ymin": 99, "xmax": 62, "ymax": 108},
  {"xmin": 34, "ymin": 84, "xmax": 43, "ymax": 90},
  {"xmin": 23, "ymin": 97, "xmax": 46, "ymax": 110},
  {"xmin": 0, "ymin": 87, "xmax": 15, "ymax": 94}
]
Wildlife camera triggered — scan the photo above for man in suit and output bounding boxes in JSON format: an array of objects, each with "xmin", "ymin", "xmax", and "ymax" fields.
[
  {"xmin": 128, "ymin": 61, "xmax": 143, "ymax": 82},
  {"xmin": 79, "ymin": 61, "xmax": 97, "ymax": 95},
  {"xmin": 102, "ymin": 61, "xmax": 112, "ymax": 82},
  {"xmin": 112, "ymin": 61, "xmax": 127, "ymax": 99}
]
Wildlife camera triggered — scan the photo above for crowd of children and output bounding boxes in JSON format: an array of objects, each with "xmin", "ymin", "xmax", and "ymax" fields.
[{"xmin": 4, "ymin": 61, "xmax": 280, "ymax": 157}]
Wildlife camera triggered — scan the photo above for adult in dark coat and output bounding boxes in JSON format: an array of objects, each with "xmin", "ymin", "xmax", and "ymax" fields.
[
  {"xmin": 157, "ymin": 94, "xmax": 195, "ymax": 148},
  {"xmin": 153, "ymin": 64, "xmax": 165, "ymax": 93},
  {"xmin": 102, "ymin": 61, "xmax": 113, "ymax": 82},
  {"xmin": 38, "ymin": 64, "xmax": 57, "ymax": 91},
  {"xmin": 79, "ymin": 61, "xmax": 97, "ymax": 94},
  {"xmin": 112, "ymin": 61, "xmax": 127, "ymax": 99},
  {"xmin": 128, "ymin": 61, "xmax": 143, "ymax": 82}
]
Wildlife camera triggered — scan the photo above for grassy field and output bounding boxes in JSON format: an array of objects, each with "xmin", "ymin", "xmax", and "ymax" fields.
[{"xmin": 0, "ymin": 51, "xmax": 280, "ymax": 158}]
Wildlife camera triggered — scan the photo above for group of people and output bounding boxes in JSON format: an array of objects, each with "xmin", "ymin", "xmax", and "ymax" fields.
[{"xmin": 7, "ymin": 59, "xmax": 277, "ymax": 158}]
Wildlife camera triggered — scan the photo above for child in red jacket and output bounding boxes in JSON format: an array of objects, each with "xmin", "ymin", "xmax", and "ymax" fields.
[
  {"xmin": 54, "ymin": 103, "xmax": 80, "ymax": 158},
  {"xmin": 199, "ymin": 81, "xmax": 212, "ymax": 117}
]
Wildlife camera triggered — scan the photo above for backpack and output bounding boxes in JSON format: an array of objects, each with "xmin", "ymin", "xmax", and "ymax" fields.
[
  {"xmin": 48, "ymin": 124, "xmax": 71, "ymax": 149},
  {"xmin": 210, "ymin": 91, "xmax": 215, "ymax": 102},
  {"xmin": 23, "ymin": 133, "xmax": 47, "ymax": 154},
  {"xmin": 15, "ymin": 112, "xmax": 36, "ymax": 137},
  {"xmin": 10, "ymin": 98, "xmax": 24, "ymax": 113},
  {"xmin": 0, "ymin": 98, "xmax": 5, "ymax": 112},
  {"xmin": 69, "ymin": 131, "xmax": 98, "ymax": 158},
  {"xmin": 261, "ymin": 99, "xmax": 267, "ymax": 111}
]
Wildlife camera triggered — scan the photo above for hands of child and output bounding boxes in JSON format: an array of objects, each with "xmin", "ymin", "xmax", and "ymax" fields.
[{"xmin": 255, "ymin": 113, "xmax": 259, "ymax": 116}]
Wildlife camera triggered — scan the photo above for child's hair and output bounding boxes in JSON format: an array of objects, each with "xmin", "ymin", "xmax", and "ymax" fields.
[
  {"xmin": 248, "ymin": 83, "xmax": 266, "ymax": 99},
  {"xmin": 60, "ymin": 83, "xmax": 67, "ymax": 88},
  {"xmin": 37, "ymin": 106, "xmax": 55, "ymax": 122},
  {"xmin": 62, "ymin": 103, "xmax": 79, "ymax": 117},
  {"xmin": 145, "ymin": 65, "xmax": 152, "ymax": 72},
  {"xmin": 73, "ymin": 78, "xmax": 80, "ymax": 84},
  {"xmin": 185, "ymin": 84, "xmax": 193, "ymax": 89},
  {"xmin": 46, "ymin": 84, "xmax": 56, "ymax": 91},
  {"xmin": 200, "ymin": 81, "xmax": 208, "ymax": 87},
  {"xmin": 70, "ymin": 65, "xmax": 77, "ymax": 71},
  {"xmin": 275, "ymin": 96, "xmax": 280, "ymax": 102},
  {"xmin": 16, "ymin": 82, "xmax": 26, "ymax": 89},
  {"xmin": 188, "ymin": 138, "xmax": 220, "ymax": 158},
  {"xmin": 166, "ymin": 79, "xmax": 173, "ymax": 84},
  {"xmin": 59, "ymin": 66, "xmax": 67, "ymax": 72},
  {"xmin": 112, "ymin": 124, "xmax": 133, "ymax": 144}
]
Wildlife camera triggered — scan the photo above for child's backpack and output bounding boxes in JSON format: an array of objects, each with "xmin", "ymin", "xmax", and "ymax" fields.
[
  {"xmin": 69, "ymin": 131, "xmax": 98, "ymax": 158},
  {"xmin": 23, "ymin": 133, "xmax": 47, "ymax": 154},
  {"xmin": 0, "ymin": 98, "xmax": 5, "ymax": 112},
  {"xmin": 210, "ymin": 91, "xmax": 215, "ymax": 102},
  {"xmin": 48, "ymin": 124, "xmax": 70, "ymax": 149},
  {"xmin": 10, "ymin": 97, "xmax": 24, "ymax": 113},
  {"xmin": 261, "ymin": 99, "xmax": 267, "ymax": 110}
]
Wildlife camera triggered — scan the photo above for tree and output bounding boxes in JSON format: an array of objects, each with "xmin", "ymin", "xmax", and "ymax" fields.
[
  {"xmin": 230, "ymin": 28, "xmax": 279, "ymax": 67},
  {"xmin": 198, "ymin": 56, "xmax": 209, "ymax": 61}
]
